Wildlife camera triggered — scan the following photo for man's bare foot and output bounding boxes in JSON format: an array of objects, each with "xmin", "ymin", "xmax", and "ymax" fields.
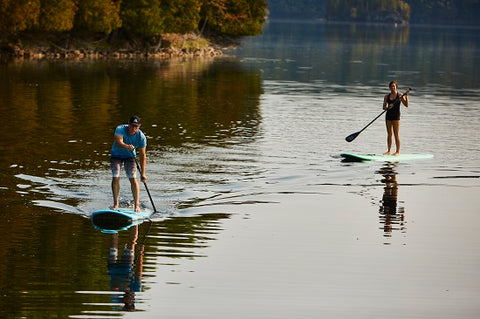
[
  {"xmin": 393, "ymin": 152, "xmax": 400, "ymax": 156},
  {"xmin": 383, "ymin": 151, "xmax": 391, "ymax": 155},
  {"xmin": 110, "ymin": 204, "xmax": 119, "ymax": 210},
  {"xmin": 134, "ymin": 205, "xmax": 141, "ymax": 212}
]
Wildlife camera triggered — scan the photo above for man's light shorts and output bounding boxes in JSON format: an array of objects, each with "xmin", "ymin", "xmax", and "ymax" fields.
[{"xmin": 111, "ymin": 157, "xmax": 137, "ymax": 178}]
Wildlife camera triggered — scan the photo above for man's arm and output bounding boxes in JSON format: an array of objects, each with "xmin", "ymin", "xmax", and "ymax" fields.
[{"xmin": 114, "ymin": 134, "xmax": 135, "ymax": 150}]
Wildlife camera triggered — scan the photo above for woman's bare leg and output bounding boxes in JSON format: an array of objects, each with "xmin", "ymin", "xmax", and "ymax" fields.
[
  {"xmin": 392, "ymin": 120, "xmax": 400, "ymax": 156},
  {"xmin": 384, "ymin": 121, "xmax": 393, "ymax": 155}
]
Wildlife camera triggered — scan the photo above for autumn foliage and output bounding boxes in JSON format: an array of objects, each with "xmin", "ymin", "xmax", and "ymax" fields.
[{"xmin": 0, "ymin": 0, "xmax": 267, "ymax": 37}]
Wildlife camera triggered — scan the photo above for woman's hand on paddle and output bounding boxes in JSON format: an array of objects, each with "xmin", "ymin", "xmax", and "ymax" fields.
[
  {"xmin": 141, "ymin": 175, "xmax": 147, "ymax": 183},
  {"xmin": 400, "ymin": 89, "xmax": 409, "ymax": 107}
]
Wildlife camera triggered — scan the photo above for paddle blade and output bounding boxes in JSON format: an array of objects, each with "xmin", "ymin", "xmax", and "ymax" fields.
[{"xmin": 345, "ymin": 131, "xmax": 360, "ymax": 142}]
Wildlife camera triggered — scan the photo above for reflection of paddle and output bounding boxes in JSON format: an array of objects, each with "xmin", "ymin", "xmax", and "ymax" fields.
[
  {"xmin": 131, "ymin": 150, "xmax": 157, "ymax": 212},
  {"xmin": 345, "ymin": 88, "xmax": 411, "ymax": 142}
]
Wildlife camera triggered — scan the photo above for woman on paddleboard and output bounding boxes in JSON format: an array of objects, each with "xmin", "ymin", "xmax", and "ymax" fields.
[
  {"xmin": 111, "ymin": 116, "xmax": 147, "ymax": 212},
  {"xmin": 383, "ymin": 81, "xmax": 409, "ymax": 156}
]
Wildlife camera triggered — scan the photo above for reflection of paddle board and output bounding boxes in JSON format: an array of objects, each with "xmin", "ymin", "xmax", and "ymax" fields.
[
  {"xmin": 91, "ymin": 209, "xmax": 153, "ymax": 233},
  {"xmin": 340, "ymin": 153, "xmax": 434, "ymax": 162}
]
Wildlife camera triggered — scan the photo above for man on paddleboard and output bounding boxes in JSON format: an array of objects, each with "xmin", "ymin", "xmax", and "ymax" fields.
[
  {"xmin": 111, "ymin": 116, "xmax": 147, "ymax": 212},
  {"xmin": 383, "ymin": 81, "xmax": 409, "ymax": 156}
]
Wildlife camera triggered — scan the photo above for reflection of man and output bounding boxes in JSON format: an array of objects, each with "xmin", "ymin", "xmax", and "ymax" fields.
[
  {"xmin": 108, "ymin": 225, "xmax": 144, "ymax": 311},
  {"xmin": 378, "ymin": 164, "xmax": 405, "ymax": 238}
]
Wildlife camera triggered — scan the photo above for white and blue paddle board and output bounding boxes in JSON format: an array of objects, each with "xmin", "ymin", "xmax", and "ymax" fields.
[
  {"xmin": 341, "ymin": 153, "xmax": 433, "ymax": 162},
  {"xmin": 91, "ymin": 209, "xmax": 153, "ymax": 233}
]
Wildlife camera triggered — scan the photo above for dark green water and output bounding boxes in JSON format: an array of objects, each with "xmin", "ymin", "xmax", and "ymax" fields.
[{"xmin": 1, "ymin": 21, "xmax": 479, "ymax": 318}]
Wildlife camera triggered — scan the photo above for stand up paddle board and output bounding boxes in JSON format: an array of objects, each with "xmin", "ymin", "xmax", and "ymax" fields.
[
  {"xmin": 341, "ymin": 153, "xmax": 433, "ymax": 162},
  {"xmin": 91, "ymin": 209, "xmax": 153, "ymax": 233}
]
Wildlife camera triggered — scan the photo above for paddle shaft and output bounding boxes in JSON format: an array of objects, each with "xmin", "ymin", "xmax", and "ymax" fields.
[
  {"xmin": 131, "ymin": 150, "xmax": 157, "ymax": 212},
  {"xmin": 356, "ymin": 109, "xmax": 386, "ymax": 135}
]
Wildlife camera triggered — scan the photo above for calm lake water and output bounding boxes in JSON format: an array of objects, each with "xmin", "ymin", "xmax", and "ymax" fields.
[{"xmin": 1, "ymin": 21, "xmax": 479, "ymax": 318}]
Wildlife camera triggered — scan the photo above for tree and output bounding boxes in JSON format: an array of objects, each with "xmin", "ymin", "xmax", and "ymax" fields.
[
  {"xmin": 120, "ymin": 0, "xmax": 165, "ymax": 37},
  {"xmin": 268, "ymin": 0, "xmax": 325, "ymax": 19},
  {"xmin": 161, "ymin": 0, "xmax": 202, "ymax": 34},
  {"xmin": 326, "ymin": 0, "xmax": 410, "ymax": 23},
  {"xmin": 0, "ymin": 0, "xmax": 41, "ymax": 33},
  {"xmin": 200, "ymin": 0, "xmax": 267, "ymax": 36},
  {"xmin": 408, "ymin": 0, "xmax": 479, "ymax": 25},
  {"xmin": 39, "ymin": 0, "xmax": 77, "ymax": 32},
  {"xmin": 75, "ymin": 0, "xmax": 122, "ymax": 34}
]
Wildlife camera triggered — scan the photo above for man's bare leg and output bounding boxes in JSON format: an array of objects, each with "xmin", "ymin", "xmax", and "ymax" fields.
[
  {"xmin": 129, "ymin": 178, "xmax": 141, "ymax": 212},
  {"xmin": 111, "ymin": 177, "xmax": 120, "ymax": 210}
]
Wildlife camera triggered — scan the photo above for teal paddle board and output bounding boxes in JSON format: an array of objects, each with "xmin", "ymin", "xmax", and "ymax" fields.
[
  {"xmin": 341, "ymin": 153, "xmax": 433, "ymax": 162},
  {"xmin": 91, "ymin": 209, "xmax": 153, "ymax": 233}
]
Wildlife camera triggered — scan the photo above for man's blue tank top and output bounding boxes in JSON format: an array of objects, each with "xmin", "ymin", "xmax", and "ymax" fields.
[{"xmin": 111, "ymin": 125, "xmax": 147, "ymax": 158}]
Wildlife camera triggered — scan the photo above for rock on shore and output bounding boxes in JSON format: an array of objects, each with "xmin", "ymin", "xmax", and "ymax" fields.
[
  {"xmin": 0, "ymin": 32, "xmax": 227, "ymax": 60},
  {"xmin": 3, "ymin": 46, "xmax": 223, "ymax": 59}
]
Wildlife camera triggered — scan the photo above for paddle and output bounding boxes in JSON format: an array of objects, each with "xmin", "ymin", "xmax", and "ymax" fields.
[
  {"xmin": 131, "ymin": 150, "xmax": 157, "ymax": 213},
  {"xmin": 345, "ymin": 88, "xmax": 411, "ymax": 142}
]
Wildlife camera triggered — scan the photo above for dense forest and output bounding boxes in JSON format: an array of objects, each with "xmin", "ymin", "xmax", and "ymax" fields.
[
  {"xmin": 269, "ymin": 0, "xmax": 480, "ymax": 25},
  {"xmin": 0, "ymin": 0, "xmax": 268, "ymax": 36},
  {"xmin": 0, "ymin": 0, "xmax": 268, "ymax": 54}
]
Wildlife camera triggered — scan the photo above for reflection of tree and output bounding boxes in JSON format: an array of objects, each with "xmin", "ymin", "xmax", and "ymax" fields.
[
  {"xmin": 151, "ymin": 213, "xmax": 230, "ymax": 259},
  {"xmin": 377, "ymin": 163, "xmax": 405, "ymax": 240},
  {"xmin": 0, "ymin": 58, "xmax": 262, "ymax": 172},
  {"xmin": 122, "ymin": 58, "xmax": 263, "ymax": 147},
  {"xmin": 326, "ymin": 23, "xmax": 410, "ymax": 45}
]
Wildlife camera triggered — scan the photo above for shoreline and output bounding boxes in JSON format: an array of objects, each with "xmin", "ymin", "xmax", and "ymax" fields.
[
  {"xmin": 0, "ymin": 32, "xmax": 233, "ymax": 60},
  {"xmin": 1, "ymin": 46, "xmax": 224, "ymax": 60}
]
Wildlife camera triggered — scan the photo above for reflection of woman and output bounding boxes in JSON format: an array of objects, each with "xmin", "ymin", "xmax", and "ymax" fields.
[
  {"xmin": 378, "ymin": 164, "xmax": 405, "ymax": 238},
  {"xmin": 108, "ymin": 225, "xmax": 144, "ymax": 311},
  {"xmin": 383, "ymin": 81, "xmax": 409, "ymax": 155}
]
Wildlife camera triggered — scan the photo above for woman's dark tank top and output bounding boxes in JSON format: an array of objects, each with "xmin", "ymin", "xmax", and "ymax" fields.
[{"xmin": 386, "ymin": 93, "xmax": 401, "ymax": 121}]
